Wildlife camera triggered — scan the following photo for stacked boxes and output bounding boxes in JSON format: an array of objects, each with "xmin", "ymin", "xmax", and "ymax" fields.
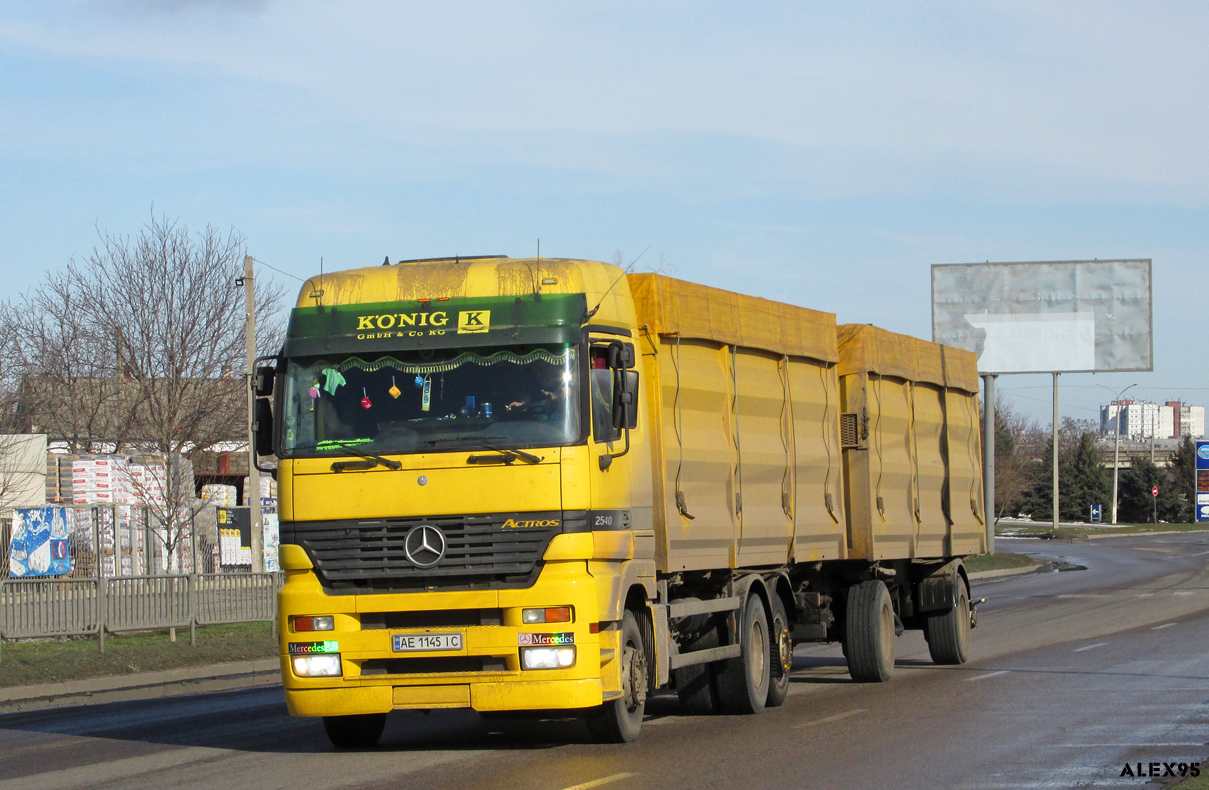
[
  {"xmin": 241, "ymin": 475, "xmax": 278, "ymax": 510},
  {"xmin": 201, "ymin": 484, "xmax": 238, "ymax": 508},
  {"xmin": 71, "ymin": 456, "xmax": 131, "ymax": 505}
]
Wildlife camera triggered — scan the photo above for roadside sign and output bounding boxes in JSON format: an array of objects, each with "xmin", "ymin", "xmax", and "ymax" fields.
[
  {"xmin": 1152, "ymin": 486, "xmax": 1159, "ymax": 497},
  {"xmin": 1090, "ymin": 504, "xmax": 1102, "ymax": 523},
  {"xmin": 1197, "ymin": 441, "xmax": 1209, "ymax": 522}
]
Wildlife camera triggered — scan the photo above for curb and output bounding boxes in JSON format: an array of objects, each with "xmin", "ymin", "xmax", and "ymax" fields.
[{"xmin": 0, "ymin": 658, "xmax": 281, "ymax": 715}]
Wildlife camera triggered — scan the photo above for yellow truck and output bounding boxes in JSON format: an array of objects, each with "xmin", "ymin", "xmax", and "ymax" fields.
[{"xmin": 251, "ymin": 255, "xmax": 985, "ymax": 747}]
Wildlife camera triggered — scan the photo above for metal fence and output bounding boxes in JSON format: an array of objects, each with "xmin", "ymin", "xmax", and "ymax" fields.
[
  {"xmin": 0, "ymin": 503, "xmax": 284, "ymax": 651},
  {"xmin": 0, "ymin": 572, "xmax": 283, "ymax": 652}
]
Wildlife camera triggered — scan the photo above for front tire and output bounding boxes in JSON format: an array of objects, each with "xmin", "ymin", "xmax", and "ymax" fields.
[
  {"xmin": 845, "ymin": 580, "xmax": 895, "ymax": 682},
  {"xmin": 925, "ymin": 577, "xmax": 971, "ymax": 665},
  {"xmin": 717, "ymin": 594, "xmax": 770, "ymax": 714},
  {"xmin": 587, "ymin": 610, "xmax": 647, "ymax": 743},
  {"xmin": 323, "ymin": 713, "xmax": 387, "ymax": 749}
]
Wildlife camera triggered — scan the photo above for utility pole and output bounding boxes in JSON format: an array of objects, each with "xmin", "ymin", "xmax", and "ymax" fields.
[
  {"xmin": 1052, "ymin": 373, "xmax": 1060, "ymax": 530},
  {"xmin": 983, "ymin": 373, "xmax": 997, "ymax": 554},
  {"xmin": 244, "ymin": 255, "xmax": 263, "ymax": 572}
]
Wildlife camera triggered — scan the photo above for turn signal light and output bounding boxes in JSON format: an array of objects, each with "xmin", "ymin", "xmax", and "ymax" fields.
[
  {"xmin": 521, "ymin": 607, "xmax": 572, "ymax": 624},
  {"xmin": 293, "ymin": 615, "xmax": 335, "ymax": 632}
]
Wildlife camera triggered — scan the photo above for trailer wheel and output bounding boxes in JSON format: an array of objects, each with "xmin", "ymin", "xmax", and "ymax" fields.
[
  {"xmin": 587, "ymin": 610, "xmax": 646, "ymax": 743},
  {"xmin": 925, "ymin": 577, "xmax": 971, "ymax": 665},
  {"xmin": 717, "ymin": 594, "xmax": 771, "ymax": 714},
  {"xmin": 765, "ymin": 594, "xmax": 792, "ymax": 708},
  {"xmin": 845, "ymin": 580, "xmax": 895, "ymax": 682},
  {"xmin": 322, "ymin": 713, "xmax": 386, "ymax": 749},
  {"xmin": 675, "ymin": 623, "xmax": 721, "ymax": 715}
]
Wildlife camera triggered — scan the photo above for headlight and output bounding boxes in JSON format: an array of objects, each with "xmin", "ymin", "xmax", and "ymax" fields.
[
  {"xmin": 521, "ymin": 607, "xmax": 572, "ymax": 624},
  {"xmin": 292, "ymin": 654, "xmax": 342, "ymax": 677},
  {"xmin": 521, "ymin": 646, "xmax": 576, "ymax": 670}
]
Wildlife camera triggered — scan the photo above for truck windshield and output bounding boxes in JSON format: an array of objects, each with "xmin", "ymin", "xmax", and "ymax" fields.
[{"xmin": 279, "ymin": 344, "xmax": 580, "ymax": 456}]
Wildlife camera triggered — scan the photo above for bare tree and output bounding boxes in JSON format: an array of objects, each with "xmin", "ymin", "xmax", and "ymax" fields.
[
  {"xmin": 2, "ymin": 214, "xmax": 285, "ymax": 568},
  {"xmin": 0, "ymin": 270, "xmax": 137, "ymax": 453},
  {"xmin": 988, "ymin": 399, "xmax": 1047, "ymax": 522}
]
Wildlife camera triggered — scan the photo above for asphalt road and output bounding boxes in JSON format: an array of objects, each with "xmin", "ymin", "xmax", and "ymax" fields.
[{"xmin": 3, "ymin": 533, "xmax": 1209, "ymax": 790}]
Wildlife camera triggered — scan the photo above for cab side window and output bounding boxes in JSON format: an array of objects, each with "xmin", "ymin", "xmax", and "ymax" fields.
[{"xmin": 590, "ymin": 349, "xmax": 622, "ymax": 443}]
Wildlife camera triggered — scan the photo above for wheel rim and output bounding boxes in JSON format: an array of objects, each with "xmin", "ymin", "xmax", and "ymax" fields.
[
  {"xmin": 749, "ymin": 616, "xmax": 767, "ymax": 686},
  {"xmin": 879, "ymin": 598, "xmax": 894, "ymax": 659},
  {"xmin": 623, "ymin": 637, "xmax": 648, "ymax": 712},
  {"xmin": 776, "ymin": 620, "xmax": 792, "ymax": 674}
]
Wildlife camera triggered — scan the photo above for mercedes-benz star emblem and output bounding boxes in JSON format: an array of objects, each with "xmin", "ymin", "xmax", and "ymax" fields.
[{"xmin": 403, "ymin": 525, "xmax": 446, "ymax": 568}]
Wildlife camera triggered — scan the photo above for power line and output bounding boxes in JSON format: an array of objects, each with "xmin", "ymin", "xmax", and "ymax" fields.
[{"xmin": 252, "ymin": 257, "xmax": 305, "ymax": 282}]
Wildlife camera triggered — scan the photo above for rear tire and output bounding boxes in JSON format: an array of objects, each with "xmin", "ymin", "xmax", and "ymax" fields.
[
  {"xmin": 675, "ymin": 626, "xmax": 721, "ymax": 715},
  {"xmin": 765, "ymin": 594, "xmax": 792, "ymax": 708},
  {"xmin": 323, "ymin": 713, "xmax": 387, "ymax": 749},
  {"xmin": 587, "ymin": 610, "xmax": 646, "ymax": 743},
  {"xmin": 925, "ymin": 577, "xmax": 971, "ymax": 665},
  {"xmin": 845, "ymin": 580, "xmax": 895, "ymax": 682},
  {"xmin": 716, "ymin": 594, "xmax": 770, "ymax": 715}
]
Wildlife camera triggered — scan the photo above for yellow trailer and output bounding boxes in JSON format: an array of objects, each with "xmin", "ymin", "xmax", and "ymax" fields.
[{"xmin": 256, "ymin": 256, "xmax": 984, "ymax": 747}]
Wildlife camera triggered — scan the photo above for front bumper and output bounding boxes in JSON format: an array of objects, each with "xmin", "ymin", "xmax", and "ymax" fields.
[{"xmin": 278, "ymin": 555, "xmax": 618, "ymax": 716}]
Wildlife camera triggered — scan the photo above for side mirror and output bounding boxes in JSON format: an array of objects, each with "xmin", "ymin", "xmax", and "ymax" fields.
[
  {"xmin": 253, "ymin": 399, "xmax": 274, "ymax": 457},
  {"xmin": 253, "ymin": 365, "xmax": 276, "ymax": 397},
  {"xmin": 605, "ymin": 341, "xmax": 635, "ymax": 370},
  {"xmin": 611, "ymin": 370, "xmax": 640, "ymax": 430}
]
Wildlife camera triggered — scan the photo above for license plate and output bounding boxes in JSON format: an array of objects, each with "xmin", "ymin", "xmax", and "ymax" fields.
[{"xmin": 392, "ymin": 632, "xmax": 463, "ymax": 652}]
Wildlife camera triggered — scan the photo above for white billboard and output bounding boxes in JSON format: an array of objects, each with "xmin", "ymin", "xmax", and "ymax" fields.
[{"xmin": 931, "ymin": 260, "xmax": 1153, "ymax": 374}]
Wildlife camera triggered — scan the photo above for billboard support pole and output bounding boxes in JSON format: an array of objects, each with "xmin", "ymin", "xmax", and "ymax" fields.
[
  {"xmin": 1052, "ymin": 373, "xmax": 1060, "ymax": 530},
  {"xmin": 983, "ymin": 374, "xmax": 997, "ymax": 553}
]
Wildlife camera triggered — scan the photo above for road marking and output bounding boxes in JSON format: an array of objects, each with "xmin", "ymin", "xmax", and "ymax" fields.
[
  {"xmin": 793, "ymin": 708, "xmax": 866, "ymax": 728},
  {"xmin": 1134, "ymin": 593, "xmax": 1154, "ymax": 598},
  {"xmin": 1153, "ymin": 622, "xmax": 1176, "ymax": 630},
  {"xmin": 1174, "ymin": 590, "xmax": 1197, "ymax": 596},
  {"xmin": 1073, "ymin": 642, "xmax": 1108, "ymax": 652},
  {"xmin": 1059, "ymin": 743, "xmax": 1204, "ymax": 747},
  {"xmin": 561, "ymin": 773, "xmax": 639, "ymax": 790},
  {"xmin": 966, "ymin": 670, "xmax": 1010, "ymax": 681}
]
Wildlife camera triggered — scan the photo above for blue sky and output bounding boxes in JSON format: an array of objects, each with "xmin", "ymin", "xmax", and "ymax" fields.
[{"xmin": 2, "ymin": 1, "xmax": 1208, "ymax": 426}]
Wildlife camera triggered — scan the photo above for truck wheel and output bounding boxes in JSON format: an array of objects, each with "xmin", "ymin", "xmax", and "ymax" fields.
[
  {"xmin": 587, "ymin": 610, "xmax": 647, "ymax": 743},
  {"xmin": 845, "ymin": 580, "xmax": 895, "ymax": 682},
  {"xmin": 717, "ymin": 594, "xmax": 770, "ymax": 714},
  {"xmin": 925, "ymin": 577, "xmax": 971, "ymax": 665},
  {"xmin": 765, "ymin": 594, "xmax": 792, "ymax": 708},
  {"xmin": 675, "ymin": 626, "xmax": 721, "ymax": 715},
  {"xmin": 322, "ymin": 713, "xmax": 386, "ymax": 749}
]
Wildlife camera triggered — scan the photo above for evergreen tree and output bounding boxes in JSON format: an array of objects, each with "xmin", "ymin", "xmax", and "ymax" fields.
[
  {"xmin": 1118, "ymin": 458, "xmax": 1177, "ymax": 523},
  {"xmin": 1019, "ymin": 429, "xmax": 1111, "ymax": 523},
  {"xmin": 1165, "ymin": 436, "xmax": 1196, "ymax": 523}
]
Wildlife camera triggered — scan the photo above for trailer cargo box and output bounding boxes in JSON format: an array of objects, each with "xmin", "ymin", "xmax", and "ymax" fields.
[
  {"xmin": 836, "ymin": 323, "xmax": 985, "ymax": 561},
  {"xmin": 629, "ymin": 273, "xmax": 847, "ymax": 572}
]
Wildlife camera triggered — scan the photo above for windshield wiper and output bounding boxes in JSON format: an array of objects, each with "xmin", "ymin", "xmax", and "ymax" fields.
[
  {"xmin": 320, "ymin": 442, "xmax": 402, "ymax": 473},
  {"xmin": 420, "ymin": 435, "xmax": 543, "ymax": 464},
  {"xmin": 466, "ymin": 445, "xmax": 543, "ymax": 465}
]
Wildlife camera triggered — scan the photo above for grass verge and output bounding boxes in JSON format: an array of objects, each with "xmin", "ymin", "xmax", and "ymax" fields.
[
  {"xmin": 1169, "ymin": 768, "xmax": 1209, "ymax": 789},
  {"xmin": 964, "ymin": 552, "xmax": 1037, "ymax": 573},
  {"xmin": 0, "ymin": 622, "xmax": 278, "ymax": 688},
  {"xmin": 996, "ymin": 522, "xmax": 1209, "ymax": 540}
]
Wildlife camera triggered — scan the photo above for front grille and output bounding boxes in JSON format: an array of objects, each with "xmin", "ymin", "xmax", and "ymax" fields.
[
  {"xmin": 284, "ymin": 512, "xmax": 565, "ymax": 593},
  {"xmin": 361, "ymin": 609, "xmax": 503, "ymax": 629},
  {"xmin": 360, "ymin": 656, "xmax": 509, "ymax": 675}
]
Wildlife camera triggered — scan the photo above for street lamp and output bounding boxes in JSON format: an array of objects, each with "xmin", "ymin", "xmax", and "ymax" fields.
[{"xmin": 1097, "ymin": 382, "xmax": 1138, "ymax": 525}]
